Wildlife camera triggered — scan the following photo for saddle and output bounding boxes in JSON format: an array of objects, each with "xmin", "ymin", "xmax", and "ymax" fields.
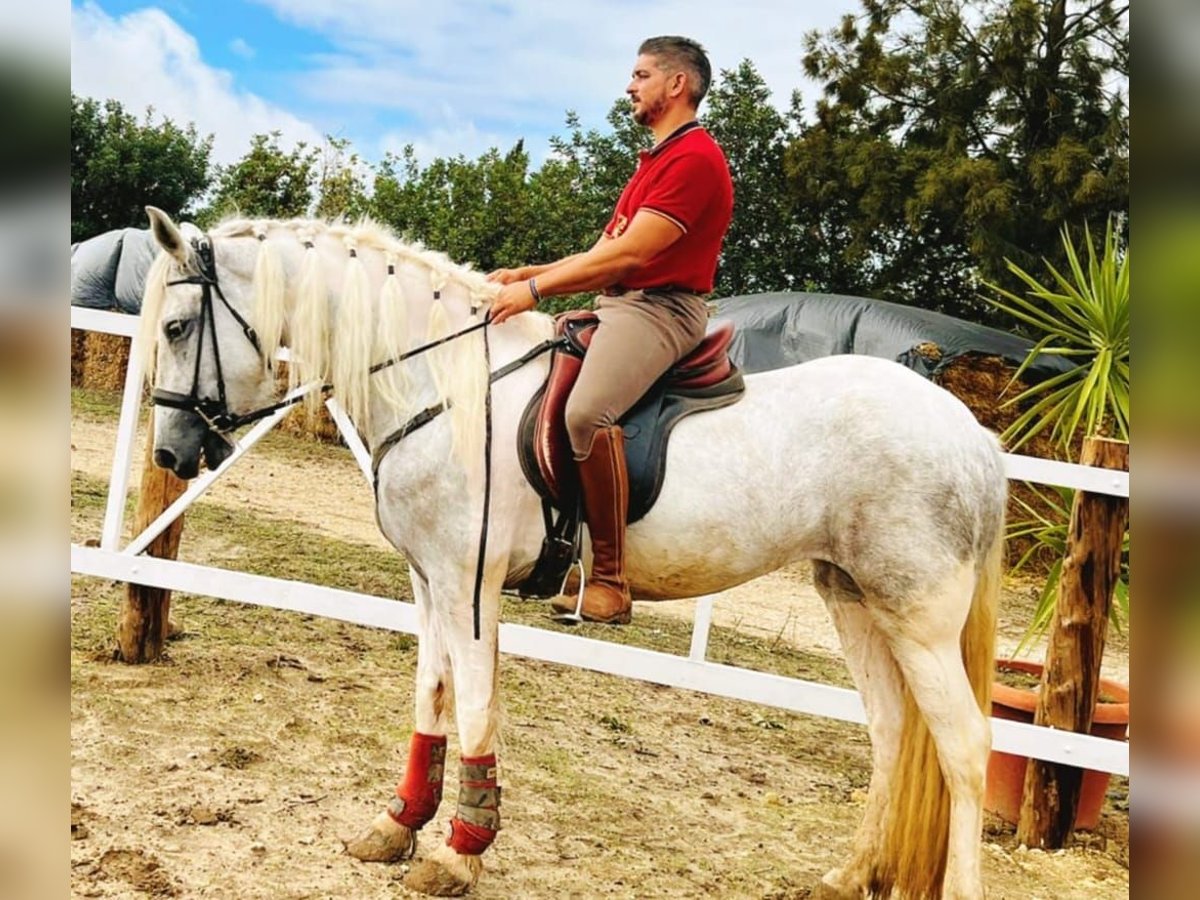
[{"xmin": 516, "ymin": 309, "xmax": 745, "ymax": 581}]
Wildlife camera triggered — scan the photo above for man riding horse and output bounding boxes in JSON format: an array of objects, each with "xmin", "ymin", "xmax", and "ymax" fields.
[{"xmin": 488, "ymin": 35, "xmax": 734, "ymax": 625}]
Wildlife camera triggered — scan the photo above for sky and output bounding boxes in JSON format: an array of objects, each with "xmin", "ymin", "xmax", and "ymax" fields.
[{"xmin": 70, "ymin": 0, "xmax": 861, "ymax": 167}]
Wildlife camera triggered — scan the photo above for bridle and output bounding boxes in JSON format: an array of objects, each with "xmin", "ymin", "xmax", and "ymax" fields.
[{"xmin": 150, "ymin": 235, "xmax": 276, "ymax": 433}]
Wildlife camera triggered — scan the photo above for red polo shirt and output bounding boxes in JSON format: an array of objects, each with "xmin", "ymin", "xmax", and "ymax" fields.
[{"xmin": 602, "ymin": 121, "xmax": 733, "ymax": 294}]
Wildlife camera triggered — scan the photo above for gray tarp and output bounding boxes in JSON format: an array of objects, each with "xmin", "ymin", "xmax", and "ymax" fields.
[
  {"xmin": 70, "ymin": 227, "xmax": 158, "ymax": 313},
  {"xmin": 712, "ymin": 291, "xmax": 1073, "ymax": 384}
]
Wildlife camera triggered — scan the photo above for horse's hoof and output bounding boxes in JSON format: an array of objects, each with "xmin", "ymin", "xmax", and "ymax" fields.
[
  {"xmin": 343, "ymin": 810, "xmax": 415, "ymax": 862},
  {"xmin": 813, "ymin": 869, "xmax": 864, "ymax": 899},
  {"xmin": 403, "ymin": 844, "xmax": 482, "ymax": 896}
]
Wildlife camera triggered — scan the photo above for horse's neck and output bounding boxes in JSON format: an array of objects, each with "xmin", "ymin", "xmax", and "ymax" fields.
[{"xmin": 232, "ymin": 226, "xmax": 553, "ymax": 449}]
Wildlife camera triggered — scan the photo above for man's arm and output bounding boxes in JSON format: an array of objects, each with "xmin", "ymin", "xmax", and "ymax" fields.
[
  {"xmin": 489, "ymin": 212, "xmax": 681, "ymax": 323},
  {"xmin": 486, "ymin": 234, "xmax": 610, "ymax": 285}
]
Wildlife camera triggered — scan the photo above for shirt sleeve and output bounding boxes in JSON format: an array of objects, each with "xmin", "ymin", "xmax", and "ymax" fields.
[{"xmin": 636, "ymin": 152, "xmax": 721, "ymax": 234}]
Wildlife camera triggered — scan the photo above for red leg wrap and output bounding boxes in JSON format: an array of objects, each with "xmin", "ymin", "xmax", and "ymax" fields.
[
  {"xmin": 447, "ymin": 818, "xmax": 498, "ymax": 855},
  {"xmin": 388, "ymin": 732, "xmax": 447, "ymax": 830},
  {"xmin": 446, "ymin": 754, "xmax": 500, "ymax": 855}
]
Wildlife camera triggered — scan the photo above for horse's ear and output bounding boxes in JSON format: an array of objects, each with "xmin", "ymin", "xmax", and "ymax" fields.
[{"xmin": 146, "ymin": 206, "xmax": 189, "ymax": 265}]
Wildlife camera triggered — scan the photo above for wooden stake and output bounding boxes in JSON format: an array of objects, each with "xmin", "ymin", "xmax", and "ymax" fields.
[
  {"xmin": 1016, "ymin": 436, "xmax": 1129, "ymax": 848},
  {"xmin": 116, "ymin": 425, "xmax": 188, "ymax": 663}
]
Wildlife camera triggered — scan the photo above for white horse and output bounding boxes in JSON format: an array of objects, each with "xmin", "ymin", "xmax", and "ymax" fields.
[{"xmin": 141, "ymin": 207, "xmax": 1005, "ymax": 899}]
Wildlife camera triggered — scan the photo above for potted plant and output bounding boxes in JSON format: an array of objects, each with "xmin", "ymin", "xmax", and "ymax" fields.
[
  {"xmin": 981, "ymin": 216, "xmax": 1130, "ymax": 832},
  {"xmin": 986, "ymin": 658, "xmax": 1128, "ymax": 829}
]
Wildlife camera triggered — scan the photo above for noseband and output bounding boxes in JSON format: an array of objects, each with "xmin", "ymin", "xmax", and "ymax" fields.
[{"xmin": 151, "ymin": 235, "xmax": 271, "ymax": 434}]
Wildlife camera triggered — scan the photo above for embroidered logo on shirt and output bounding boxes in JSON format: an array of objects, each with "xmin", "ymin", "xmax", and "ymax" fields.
[{"xmin": 611, "ymin": 214, "xmax": 629, "ymax": 238}]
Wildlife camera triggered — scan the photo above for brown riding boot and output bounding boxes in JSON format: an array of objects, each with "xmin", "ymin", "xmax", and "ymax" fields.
[{"xmin": 551, "ymin": 426, "xmax": 633, "ymax": 624}]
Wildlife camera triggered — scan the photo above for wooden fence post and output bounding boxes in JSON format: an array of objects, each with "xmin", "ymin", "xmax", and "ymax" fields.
[
  {"xmin": 116, "ymin": 425, "xmax": 188, "ymax": 663},
  {"xmin": 1016, "ymin": 436, "xmax": 1129, "ymax": 847}
]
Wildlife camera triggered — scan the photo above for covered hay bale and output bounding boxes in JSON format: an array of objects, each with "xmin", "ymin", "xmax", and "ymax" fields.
[{"xmin": 935, "ymin": 352, "xmax": 1075, "ymax": 462}]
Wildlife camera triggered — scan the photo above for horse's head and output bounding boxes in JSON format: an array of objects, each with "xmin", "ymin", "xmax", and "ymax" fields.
[{"xmin": 144, "ymin": 206, "xmax": 274, "ymax": 479}]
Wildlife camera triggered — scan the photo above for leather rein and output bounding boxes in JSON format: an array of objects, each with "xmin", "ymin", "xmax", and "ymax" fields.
[{"xmin": 150, "ymin": 232, "xmax": 564, "ymax": 639}]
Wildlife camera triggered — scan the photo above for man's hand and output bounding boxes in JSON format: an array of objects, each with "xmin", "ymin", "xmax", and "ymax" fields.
[
  {"xmin": 486, "ymin": 267, "xmax": 524, "ymax": 285},
  {"xmin": 489, "ymin": 280, "xmax": 538, "ymax": 325}
]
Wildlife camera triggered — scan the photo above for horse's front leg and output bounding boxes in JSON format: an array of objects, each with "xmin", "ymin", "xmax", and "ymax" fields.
[
  {"xmin": 346, "ymin": 569, "xmax": 454, "ymax": 863},
  {"xmin": 405, "ymin": 568, "xmax": 502, "ymax": 897}
]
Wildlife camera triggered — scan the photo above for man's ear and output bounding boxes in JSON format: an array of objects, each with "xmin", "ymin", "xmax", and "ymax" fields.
[
  {"xmin": 146, "ymin": 206, "xmax": 190, "ymax": 265},
  {"xmin": 670, "ymin": 70, "xmax": 688, "ymax": 99}
]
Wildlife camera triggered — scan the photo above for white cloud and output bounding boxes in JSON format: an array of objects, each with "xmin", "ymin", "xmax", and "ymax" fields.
[
  {"xmin": 378, "ymin": 109, "xmax": 513, "ymax": 167},
  {"xmin": 71, "ymin": 2, "xmax": 323, "ymax": 165},
  {"xmin": 229, "ymin": 37, "xmax": 256, "ymax": 60},
  {"xmin": 249, "ymin": 0, "xmax": 859, "ymax": 147}
]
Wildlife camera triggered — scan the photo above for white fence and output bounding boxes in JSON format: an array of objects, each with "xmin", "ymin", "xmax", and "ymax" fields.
[{"xmin": 70, "ymin": 307, "xmax": 1130, "ymax": 778}]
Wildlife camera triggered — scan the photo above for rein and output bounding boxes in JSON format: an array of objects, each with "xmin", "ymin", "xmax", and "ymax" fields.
[{"xmin": 153, "ymin": 231, "xmax": 565, "ymax": 641}]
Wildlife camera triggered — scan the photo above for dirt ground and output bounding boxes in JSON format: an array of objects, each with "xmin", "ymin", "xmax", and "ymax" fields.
[{"xmin": 70, "ymin": 396, "xmax": 1130, "ymax": 898}]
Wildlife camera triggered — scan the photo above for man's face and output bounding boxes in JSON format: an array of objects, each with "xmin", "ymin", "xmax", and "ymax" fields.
[{"xmin": 626, "ymin": 53, "xmax": 676, "ymax": 127}]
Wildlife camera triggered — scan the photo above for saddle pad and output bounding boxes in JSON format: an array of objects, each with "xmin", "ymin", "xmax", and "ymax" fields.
[{"xmin": 518, "ymin": 366, "xmax": 745, "ymax": 524}]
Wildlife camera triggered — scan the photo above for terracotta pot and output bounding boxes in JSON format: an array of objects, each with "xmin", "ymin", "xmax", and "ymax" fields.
[{"xmin": 986, "ymin": 658, "xmax": 1129, "ymax": 830}]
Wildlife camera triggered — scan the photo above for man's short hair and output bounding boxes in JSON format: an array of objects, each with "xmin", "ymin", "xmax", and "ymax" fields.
[{"xmin": 638, "ymin": 36, "xmax": 712, "ymax": 107}]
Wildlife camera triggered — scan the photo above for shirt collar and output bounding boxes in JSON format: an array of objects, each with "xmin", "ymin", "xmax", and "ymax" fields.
[{"xmin": 639, "ymin": 120, "xmax": 703, "ymax": 159}]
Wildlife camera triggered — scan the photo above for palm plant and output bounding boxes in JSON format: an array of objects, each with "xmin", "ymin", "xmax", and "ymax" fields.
[
  {"xmin": 1006, "ymin": 483, "xmax": 1130, "ymax": 654},
  {"xmin": 985, "ymin": 218, "xmax": 1129, "ymax": 453},
  {"xmin": 982, "ymin": 215, "xmax": 1130, "ymax": 650}
]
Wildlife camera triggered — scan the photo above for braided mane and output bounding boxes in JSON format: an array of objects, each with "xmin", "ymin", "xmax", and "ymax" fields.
[{"xmin": 140, "ymin": 216, "xmax": 548, "ymax": 467}]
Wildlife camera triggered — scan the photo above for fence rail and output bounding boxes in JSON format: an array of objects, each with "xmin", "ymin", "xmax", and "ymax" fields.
[{"xmin": 70, "ymin": 307, "xmax": 1130, "ymax": 779}]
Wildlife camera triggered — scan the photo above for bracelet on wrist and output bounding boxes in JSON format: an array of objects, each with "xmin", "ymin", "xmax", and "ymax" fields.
[{"xmin": 528, "ymin": 278, "xmax": 542, "ymax": 304}]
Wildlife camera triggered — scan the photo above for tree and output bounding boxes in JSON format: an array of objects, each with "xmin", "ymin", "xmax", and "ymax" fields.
[
  {"xmin": 547, "ymin": 103, "xmax": 649, "ymax": 235},
  {"xmin": 369, "ymin": 142, "xmax": 534, "ymax": 272},
  {"xmin": 71, "ymin": 94, "xmax": 213, "ymax": 243},
  {"xmin": 200, "ymin": 131, "xmax": 318, "ymax": 224},
  {"xmin": 701, "ymin": 61, "xmax": 807, "ymax": 296},
  {"xmin": 315, "ymin": 136, "xmax": 370, "ymax": 221},
  {"xmin": 787, "ymin": 0, "xmax": 1128, "ymax": 321}
]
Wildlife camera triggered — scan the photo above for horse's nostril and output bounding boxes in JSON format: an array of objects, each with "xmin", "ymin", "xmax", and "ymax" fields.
[{"xmin": 153, "ymin": 448, "xmax": 177, "ymax": 471}]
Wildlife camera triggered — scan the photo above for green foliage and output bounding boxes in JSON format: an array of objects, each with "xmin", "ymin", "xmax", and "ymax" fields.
[
  {"xmin": 199, "ymin": 131, "xmax": 318, "ymax": 224},
  {"xmin": 315, "ymin": 136, "xmax": 370, "ymax": 220},
  {"xmin": 71, "ymin": 94, "xmax": 213, "ymax": 243},
  {"xmin": 369, "ymin": 140, "xmax": 532, "ymax": 271},
  {"xmin": 701, "ymin": 61, "xmax": 807, "ymax": 296},
  {"xmin": 787, "ymin": 0, "xmax": 1128, "ymax": 320},
  {"xmin": 983, "ymin": 217, "xmax": 1129, "ymax": 453},
  {"xmin": 990, "ymin": 215, "xmax": 1130, "ymax": 652},
  {"xmin": 1007, "ymin": 483, "xmax": 1129, "ymax": 653}
]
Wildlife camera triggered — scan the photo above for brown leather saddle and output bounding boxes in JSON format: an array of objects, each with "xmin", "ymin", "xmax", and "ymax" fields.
[{"xmin": 517, "ymin": 309, "xmax": 745, "ymax": 528}]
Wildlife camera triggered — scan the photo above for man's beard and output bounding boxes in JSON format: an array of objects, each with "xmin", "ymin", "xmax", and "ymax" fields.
[{"xmin": 633, "ymin": 96, "xmax": 667, "ymax": 127}]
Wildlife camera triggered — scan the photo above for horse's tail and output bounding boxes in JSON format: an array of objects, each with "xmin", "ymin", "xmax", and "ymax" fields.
[{"xmin": 875, "ymin": 527, "xmax": 1000, "ymax": 899}]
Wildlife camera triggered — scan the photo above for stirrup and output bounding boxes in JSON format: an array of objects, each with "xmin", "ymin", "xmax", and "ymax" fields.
[{"xmin": 550, "ymin": 558, "xmax": 587, "ymax": 624}]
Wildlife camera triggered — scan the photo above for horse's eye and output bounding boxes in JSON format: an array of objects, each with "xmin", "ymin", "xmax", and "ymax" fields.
[{"xmin": 163, "ymin": 318, "xmax": 191, "ymax": 342}]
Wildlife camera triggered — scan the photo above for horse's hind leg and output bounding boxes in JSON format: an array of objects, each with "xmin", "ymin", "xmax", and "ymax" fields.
[
  {"xmin": 811, "ymin": 561, "xmax": 906, "ymax": 899},
  {"xmin": 405, "ymin": 568, "xmax": 503, "ymax": 897},
  {"xmin": 347, "ymin": 569, "xmax": 454, "ymax": 863},
  {"xmin": 878, "ymin": 563, "xmax": 990, "ymax": 900}
]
